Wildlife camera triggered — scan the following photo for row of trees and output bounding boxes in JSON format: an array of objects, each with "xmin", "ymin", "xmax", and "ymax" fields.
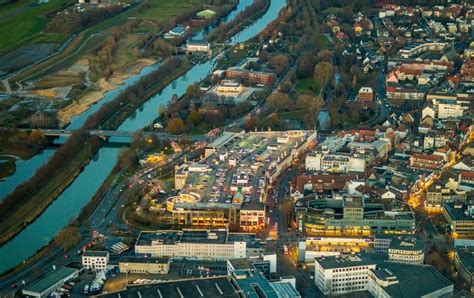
[
  {"xmin": 45, "ymin": 6, "xmax": 126, "ymax": 35},
  {"xmin": 0, "ymin": 130, "xmax": 100, "ymax": 221},
  {"xmin": 83, "ymin": 57, "xmax": 183, "ymax": 130},
  {"xmin": 266, "ymin": 90, "xmax": 323, "ymax": 129},
  {"xmin": 0, "ymin": 128, "xmax": 47, "ymax": 147},
  {"xmin": 88, "ymin": 19, "xmax": 141, "ymax": 81},
  {"xmin": 207, "ymin": 0, "xmax": 269, "ymax": 42}
]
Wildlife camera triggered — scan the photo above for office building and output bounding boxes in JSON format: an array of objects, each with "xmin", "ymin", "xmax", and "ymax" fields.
[
  {"xmin": 119, "ymin": 257, "xmax": 170, "ymax": 274},
  {"xmin": 314, "ymin": 254, "xmax": 453, "ymax": 297},
  {"xmin": 454, "ymin": 246, "xmax": 474, "ymax": 292},
  {"xmin": 134, "ymin": 229, "xmax": 263, "ymax": 260},
  {"xmin": 82, "ymin": 251, "xmax": 109, "ymax": 270},
  {"xmin": 387, "ymin": 236, "xmax": 424, "ymax": 265}
]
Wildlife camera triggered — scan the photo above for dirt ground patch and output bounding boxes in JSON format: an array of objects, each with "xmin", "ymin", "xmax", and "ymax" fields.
[
  {"xmin": 57, "ymin": 58, "xmax": 156, "ymax": 127},
  {"xmin": 57, "ymin": 78, "xmax": 114, "ymax": 126},
  {"xmin": 35, "ymin": 75, "xmax": 84, "ymax": 89}
]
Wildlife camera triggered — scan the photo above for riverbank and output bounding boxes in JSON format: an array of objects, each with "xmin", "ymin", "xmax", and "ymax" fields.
[
  {"xmin": 0, "ymin": 158, "xmax": 15, "ymax": 180},
  {"xmin": 0, "ymin": 137, "xmax": 102, "ymax": 246},
  {"xmin": 208, "ymin": 0, "xmax": 270, "ymax": 42},
  {"xmin": 57, "ymin": 58, "xmax": 157, "ymax": 127},
  {"xmin": 0, "ymin": 0, "xmax": 288, "ymax": 277},
  {"xmin": 0, "ymin": 58, "xmax": 188, "ymax": 246}
]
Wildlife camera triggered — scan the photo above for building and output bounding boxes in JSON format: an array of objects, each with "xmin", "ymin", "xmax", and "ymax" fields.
[
  {"xmin": 387, "ymin": 236, "xmax": 424, "ymax": 265},
  {"xmin": 314, "ymin": 253, "xmax": 453, "ymax": 297},
  {"xmin": 239, "ymin": 201, "xmax": 266, "ymax": 231},
  {"xmin": 454, "ymin": 246, "xmax": 474, "ymax": 292},
  {"xmin": 186, "ymin": 39, "xmax": 210, "ymax": 53},
  {"xmin": 368, "ymin": 263, "xmax": 453, "ymax": 297},
  {"xmin": 134, "ymin": 229, "xmax": 263, "ymax": 260},
  {"xmin": 215, "ymin": 80, "xmax": 243, "ymax": 94},
  {"xmin": 82, "ymin": 251, "xmax": 109, "ymax": 270},
  {"xmin": 358, "ymin": 87, "xmax": 374, "ymax": 107},
  {"xmin": 119, "ymin": 257, "xmax": 170, "ymax": 274},
  {"xmin": 295, "ymin": 196, "xmax": 415, "ymax": 237},
  {"xmin": 444, "ymin": 203, "xmax": 474, "ymax": 238},
  {"xmin": 100, "ymin": 276, "xmax": 240, "ymax": 298},
  {"xmin": 398, "ymin": 42, "xmax": 447, "ymax": 58},
  {"xmin": 22, "ymin": 267, "xmax": 79, "ymax": 297},
  {"xmin": 302, "ymin": 237, "xmax": 374, "ymax": 261},
  {"xmin": 409, "ymin": 153, "xmax": 444, "ymax": 170},
  {"xmin": 232, "ymin": 268, "xmax": 300, "ymax": 298},
  {"xmin": 196, "ymin": 9, "xmax": 216, "ymax": 19},
  {"xmin": 225, "ymin": 67, "xmax": 275, "ymax": 85},
  {"xmin": 305, "ymin": 152, "xmax": 366, "ymax": 173},
  {"xmin": 314, "ymin": 254, "xmax": 378, "ymax": 295},
  {"xmin": 164, "ymin": 25, "xmax": 186, "ymax": 39},
  {"xmin": 227, "ymin": 257, "xmax": 272, "ymax": 276}
]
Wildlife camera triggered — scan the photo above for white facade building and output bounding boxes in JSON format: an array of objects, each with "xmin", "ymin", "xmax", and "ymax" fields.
[
  {"xmin": 82, "ymin": 251, "xmax": 109, "ymax": 270},
  {"xmin": 437, "ymin": 101, "xmax": 464, "ymax": 119},
  {"xmin": 135, "ymin": 230, "xmax": 255, "ymax": 260},
  {"xmin": 388, "ymin": 237, "xmax": 424, "ymax": 265},
  {"xmin": 314, "ymin": 255, "xmax": 376, "ymax": 295},
  {"xmin": 305, "ymin": 153, "xmax": 366, "ymax": 173}
]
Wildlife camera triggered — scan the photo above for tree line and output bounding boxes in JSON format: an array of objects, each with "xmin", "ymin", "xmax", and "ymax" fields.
[
  {"xmin": 88, "ymin": 19, "xmax": 141, "ymax": 81},
  {"xmin": 207, "ymin": 0, "xmax": 269, "ymax": 42},
  {"xmin": 45, "ymin": 5, "xmax": 126, "ymax": 35},
  {"xmin": 0, "ymin": 130, "xmax": 101, "ymax": 221},
  {"xmin": 83, "ymin": 57, "xmax": 183, "ymax": 130}
]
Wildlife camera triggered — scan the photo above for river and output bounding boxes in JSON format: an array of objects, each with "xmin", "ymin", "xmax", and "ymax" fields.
[
  {"xmin": 0, "ymin": 0, "xmax": 287, "ymax": 274},
  {"xmin": 0, "ymin": 0, "xmax": 256, "ymax": 200}
]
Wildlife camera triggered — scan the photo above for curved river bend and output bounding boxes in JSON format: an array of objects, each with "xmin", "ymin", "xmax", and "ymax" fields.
[{"xmin": 0, "ymin": 0, "xmax": 286, "ymax": 274}]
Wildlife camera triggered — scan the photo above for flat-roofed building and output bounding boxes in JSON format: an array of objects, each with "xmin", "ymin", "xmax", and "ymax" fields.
[
  {"xmin": 216, "ymin": 80, "xmax": 243, "ymax": 94},
  {"xmin": 314, "ymin": 254, "xmax": 378, "ymax": 295},
  {"xmin": 225, "ymin": 67, "xmax": 276, "ymax": 85},
  {"xmin": 186, "ymin": 39, "xmax": 210, "ymax": 53},
  {"xmin": 100, "ymin": 276, "xmax": 240, "ymax": 298},
  {"xmin": 135, "ymin": 229, "xmax": 263, "ymax": 260},
  {"xmin": 388, "ymin": 236, "xmax": 424, "ymax": 265},
  {"xmin": 443, "ymin": 203, "xmax": 474, "ymax": 238},
  {"xmin": 82, "ymin": 251, "xmax": 109, "ymax": 270},
  {"xmin": 305, "ymin": 152, "xmax": 366, "ymax": 173},
  {"xmin": 295, "ymin": 196, "xmax": 415, "ymax": 237},
  {"xmin": 119, "ymin": 257, "xmax": 170, "ymax": 274},
  {"xmin": 454, "ymin": 246, "xmax": 474, "ymax": 292},
  {"xmin": 22, "ymin": 267, "xmax": 79, "ymax": 297},
  {"xmin": 239, "ymin": 201, "xmax": 265, "ymax": 231},
  {"xmin": 315, "ymin": 253, "xmax": 453, "ymax": 297},
  {"xmin": 368, "ymin": 263, "xmax": 453, "ymax": 297}
]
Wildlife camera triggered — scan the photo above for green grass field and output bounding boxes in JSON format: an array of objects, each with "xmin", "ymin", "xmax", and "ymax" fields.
[
  {"xmin": 0, "ymin": 0, "xmax": 72, "ymax": 53},
  {"xmin": 132, "ymin": 0, "xmax": 205, "ymax": 21}
]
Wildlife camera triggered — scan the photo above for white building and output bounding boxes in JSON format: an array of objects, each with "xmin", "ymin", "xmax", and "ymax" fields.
[
  {"xmin": 437, "ymin": 100, "xmax": 464, "ymax": 119},
  {"xmin": 305, "ymin": 152, "xmax": 366, "ymax": 173},
  {"xmin": 388, "ymin": 237, "xmax": 424, "ymax": 265},
  {"xmin": 315, "ymin": 254, "xmax": 453, "ymax": 297},
  {"xmin": 314, "ymin": 255, "xmax": 377, "ymax": 295},
  {"xmin": 368, "ymin": 264, "xmax": 453, "ymax": 298},
  {"xmin": 186, "ymin": 40, "xmax": 210, "ymax": 52},
  {"xmin": 135, "ymin": 229, "xmax": 260, "ymax": 260},
  {"xmin": 82, "ymin": 251, "xmax": 109, "ymax": 270}
]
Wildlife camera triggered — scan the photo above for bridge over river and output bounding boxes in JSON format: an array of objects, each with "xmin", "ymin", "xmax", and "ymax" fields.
[{"xmin": 13, "ymin": 128, "xmax": 208, "ymax": 142}]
